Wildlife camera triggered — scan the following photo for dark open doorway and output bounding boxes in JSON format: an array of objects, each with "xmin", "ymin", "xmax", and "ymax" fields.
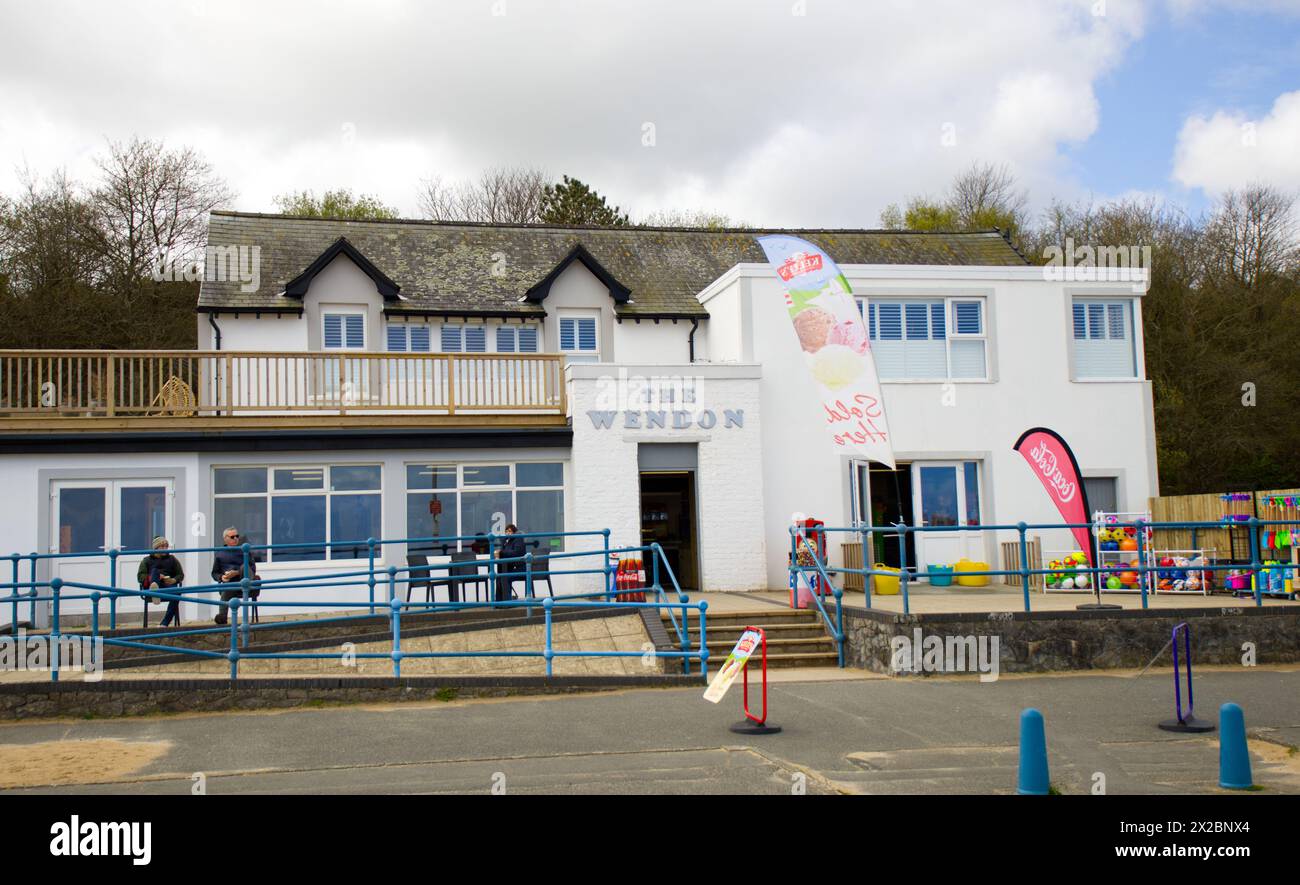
[
  {"xmin": 867, "ymin": 463, "xmax": 916, "ymax": 571},
  {"xmin": 639, "ymin": 471, "xmax": 699, "ymax": 590}
]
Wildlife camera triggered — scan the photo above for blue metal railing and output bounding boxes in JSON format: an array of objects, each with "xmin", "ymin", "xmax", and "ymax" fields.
[
  {"xmin": 788, "ymin": 530, "xmax": 845, "ymax": 666},
  {"xmin": 1, "ymin": 530, "xmax": 711, "ymax": 683},
  {"xmin": 791, "ymin": 517, "xmax": 1299, "ymax": 616}
]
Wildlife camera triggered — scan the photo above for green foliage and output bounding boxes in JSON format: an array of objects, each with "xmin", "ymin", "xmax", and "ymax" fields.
[
  {"xmin": 539, "ymin": 176, "xmax": 629, "ymax": 226},
  {"xmin": 273, "ymin": 189, "xmax": 399, "ymax": 220}
]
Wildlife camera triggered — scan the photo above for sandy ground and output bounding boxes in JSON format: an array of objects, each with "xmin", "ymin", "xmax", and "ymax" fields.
[{"xmin": 0, "ymin": 738, "xmax": 172, "ymax": 789}]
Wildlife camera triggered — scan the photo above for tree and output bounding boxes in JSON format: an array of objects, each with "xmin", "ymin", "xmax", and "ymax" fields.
[
  {"xmin": 636, "ymin": 208, "xmax": 748, "ymax": 229},
  {"xmin": 879, "ymin": 162, "xmax": 1027, "ymax": 242},
  {"xmin": 273, "ymin": 188, "xmax": 398, "ymax": 221},
  {"xmin": 538, "ymin": 176, "xmax": 629, "ymax": 226},
  {"xmin": 417, "ymin": 167, "xmax": 549, "ymax": 223}
]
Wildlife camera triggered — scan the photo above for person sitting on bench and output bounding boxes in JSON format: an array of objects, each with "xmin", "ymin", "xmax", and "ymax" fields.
[
  {"xmin": 138, "ymin": 536, "xmax": 185, "ymax": 627},
  {"xmin": 212, "ymin": 526, "xmax": 259, "ymax": 625}
]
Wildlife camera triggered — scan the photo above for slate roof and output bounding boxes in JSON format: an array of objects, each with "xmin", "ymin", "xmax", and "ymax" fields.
[{"xmin": 197, "ymin": 211, "xmax": 1031, "ymax": 318}]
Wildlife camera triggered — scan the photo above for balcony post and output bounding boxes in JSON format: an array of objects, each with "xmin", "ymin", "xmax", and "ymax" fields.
[
  {"xmin": 447, "ymin": 356, "xmax": 457, "ymax": 415},
  {"xmin": 105, "ymin": 354, "xmax": 116, "ymax": 417}
]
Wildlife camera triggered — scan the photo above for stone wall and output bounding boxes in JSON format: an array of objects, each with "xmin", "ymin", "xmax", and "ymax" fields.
[{"xmin": 843, "ymin": 604, "xmax": 1300, "ymax": 675}]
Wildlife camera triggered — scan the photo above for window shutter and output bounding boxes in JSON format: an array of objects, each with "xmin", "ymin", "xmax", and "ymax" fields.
[
  {"xmin": 954, "ymin": 301, "xmax": 982, "ymax": 335},
  {"xmin": 409, "ymin": 325, "xmax": 431, "ymax": 352},
  {"xmin": 441, "ymin": 325, "xmax": 462, "ymax": 353},
  {"xmin": 496, "ymin": 327, "xmax": 516, "ymax": 353},
  {"xmin": 465, "ymin": 326, "xmax": 486, "ymax": 353},
  {"xmin": 345, "ymin": 314, "xmax": 364, "ymax": 348},
  {"xmin": 386, "ymin": 325, "xmax": 407, "ymax": 352},
  {"xmin": 323, "ymin": 315, "xmax": 344, "ymax": 349},
  {"xmin": 1073, "ymin": 300, "xmax": 1136, "ymax": 378},
  {"xmin": 1072, "ymin": 303, "xmax": 1086, "ymax": 339},
  {"xmin": 577, "ymin": 318, "xmax": 597, "ymax": 351},
  {"xmin": 930, "ymin": 302, "xmax": 946, "ymax": 340},
  {"xmin": 518, "ymin": 326, "xmax": 538, "ymax": 353},
  {"xmin": 867, "ymin": 303, "xmax": 877, "ymax": 340}
]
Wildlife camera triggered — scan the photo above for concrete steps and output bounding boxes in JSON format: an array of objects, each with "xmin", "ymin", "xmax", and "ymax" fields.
[{"xmin": 660, "ymin": 608, "xmax": 840, "ymax": 669}]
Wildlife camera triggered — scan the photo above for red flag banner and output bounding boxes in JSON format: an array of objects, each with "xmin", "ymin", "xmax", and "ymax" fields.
[{"xmin": 1013, "ymin": 427, "xmax": 1093, "ymax": 565}]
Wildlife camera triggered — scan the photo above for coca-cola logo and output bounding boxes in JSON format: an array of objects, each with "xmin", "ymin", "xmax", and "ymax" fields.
[{"xmin": 1029, "ymin": 440, "xmax": 1076, "ymax": 502}]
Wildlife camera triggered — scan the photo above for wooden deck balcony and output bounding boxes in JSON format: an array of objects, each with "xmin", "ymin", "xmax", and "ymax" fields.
[{"xmin": 0, "ymin": 350, "xmax": 568, "ymax": 430}]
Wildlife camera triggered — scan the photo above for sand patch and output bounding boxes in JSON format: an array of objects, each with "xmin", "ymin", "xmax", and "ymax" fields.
[{"xmin": 0, "ymin": 739, "xmax": 172, "ymax": 789}]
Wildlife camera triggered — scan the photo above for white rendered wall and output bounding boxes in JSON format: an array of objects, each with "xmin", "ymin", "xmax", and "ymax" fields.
[
  {"xmin": 703, "ymin": 267, "xmax": 1159, "ymax": 589},
  {"xmin": 566, "ymin": 362, "xmax": 767, "ymax": 592}
]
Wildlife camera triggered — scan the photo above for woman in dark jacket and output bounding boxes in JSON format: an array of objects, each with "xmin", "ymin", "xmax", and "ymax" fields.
[
  {"xmin": 138, "ymin": 536, "xmax": 185, "ymax": 627},
  {"xmin": 496, "ymin": 525, "xmax": 527, "ymax": 602}
]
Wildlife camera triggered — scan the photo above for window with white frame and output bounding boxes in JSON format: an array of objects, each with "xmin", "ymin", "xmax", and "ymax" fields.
[
  {"xmin": 440, "ymin": 324, "xmax": 487, "ymax": 353},
  {"xmin": 496, "ymin": 324, "xmax": 540, "ymax": 353},
  {"xmin": 558, "ymin": 313, "xmax": 599, "ymax": 362},
  {"xmin": 212, "ymin": 465, "xmax": 382, "ymax": 563},
  {"xmin": 405, "ymin": 462, "xmax": 565, "ymax": 555},
  {"xmin": 856, "ymin": 297, "xmax": 987, "ymax": 380},
  {"xmin": 323, "ymin": 312, "xmax": 365, "ymax": 350},
  {"xmin": 1072, "ymin": 298, "xmax": 1136, "ymax": 379},
  {"xmin": 386, "ymin": 323, "xmax": 432, "ymax": 353}
]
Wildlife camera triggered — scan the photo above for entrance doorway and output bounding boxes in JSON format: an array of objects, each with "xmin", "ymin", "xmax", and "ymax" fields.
[
  {"xmin": 851, "ymin": 461, "xmax": 915, "ymax": 571},
  {"xmin": 49, "ymin": 479, "xmax": 174, "ymax": 615},
  {"xmin": 910, "ymin": 461, "xmax": 983, "ymax": 572},
  {"xmin": 639, "ymin": 471, "xmax": 699, "ymax": 590}
]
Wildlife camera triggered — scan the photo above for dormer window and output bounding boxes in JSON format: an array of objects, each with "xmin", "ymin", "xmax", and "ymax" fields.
[{"xmin": 558, "ymin": 312, "xmax": 599, "ymax": 362}]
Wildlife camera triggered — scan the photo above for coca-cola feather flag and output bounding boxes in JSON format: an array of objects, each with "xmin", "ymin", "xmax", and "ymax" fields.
[
  {"xmin": 756, "ymin": 235, "xmax": 896, "ymax": 469},
  {"xmin": 1013, "ymin": 427, "xmax": 1093, "ymax": 565}
]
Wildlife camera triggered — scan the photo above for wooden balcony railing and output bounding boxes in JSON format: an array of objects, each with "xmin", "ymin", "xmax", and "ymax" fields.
[{"xmin": 0, "ymin": 350, "xmax": 567, "ymax": 419}]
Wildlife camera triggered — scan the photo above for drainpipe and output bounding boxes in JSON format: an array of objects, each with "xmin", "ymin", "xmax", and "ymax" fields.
[
  {"xmin": 688, "ymin": 318, "xmax": 699, "ymax": 363},
  {"xmin": 207, "ymin": 312, "xmax": 223, "ymax": 350}
]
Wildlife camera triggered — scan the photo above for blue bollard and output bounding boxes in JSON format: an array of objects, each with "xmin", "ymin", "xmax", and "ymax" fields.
[
  {"xmin": 1218, "ymin": 703, "xmax": 1253, "ymax": 790},
  {"xmin": 1017, "ymin": 708, "xmax": 1050, "ymax": 795}
]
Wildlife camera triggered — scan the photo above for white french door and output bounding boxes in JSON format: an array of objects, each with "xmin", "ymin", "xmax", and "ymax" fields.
[
  {"xmin": 50, "ymin": 479, "xmax": 174, "ymax": 615},
  {"xmin": 911, "ymin": 461, "xmax": 983, "ymax": 575}
]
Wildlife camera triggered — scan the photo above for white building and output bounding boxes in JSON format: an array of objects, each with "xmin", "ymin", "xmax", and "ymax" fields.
[{"xmin": 0, "ymin": 212, "xmax": 1156, "ymax": 622}]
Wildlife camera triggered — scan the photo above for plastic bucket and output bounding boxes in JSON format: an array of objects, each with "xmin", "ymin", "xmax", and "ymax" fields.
[
  {"xmin": 954, "ymin": 559, "xmax": 991, "ymax": 587},
  {"xmin": 928, "ymin": 565, "xmax": 954, "ymax": 587},
  {"xmin": 872, "ymin": 564, "xmax": 901, "ymax": 595}
]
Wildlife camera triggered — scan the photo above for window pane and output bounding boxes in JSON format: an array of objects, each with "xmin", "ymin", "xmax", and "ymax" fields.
[
  {"xmin": 461, "ymin": 490, "xmax": 513, "ymax": 536},
  {"xmin": 324, "ymin": 314, "xmax": 343, "ymax": 349},
  {"xmin": 329, "ymin": 494, "xmax": 381, "ymax": 558},
  {"xmin": 905, "ymin": 303, "xmax": 930, "ymax": 340},
  {"xmin": 465, "ymin": 327, "xmax": 486, "ymax": 353},
  {"xmin": 963, "ymin": 462, "xmax": 981, "ymax": 526},
  {"xmin": 517, "ymin": 489, "xmax": 565, "ymax": 551},
  {"xmin": 878, "ymin": 304, "xmax": 902, "ymax": 340},
  {"xmin": 1107, "ymin": 303, "xmax": 1126, "ymax": 339},
  {"xmin": 1087, "ymin": 304, "xmax": 1105, "ymax": 339},
  {"xmin": 407, "ymin": 492, "xmax": 459, "ymax": 553},
  {"xmin": 1072, "ymin": 303, "xmax": 1086, "ymax": 339},
  {"xmin": 559, "ymin": 319, "xmax": 576, "ymax": 351},
  {"xmin": 214, "ymin": 497, "xmax": 267, "ymax": 549},
  {"xmin": 496, "ymin": 327, "xmax": 516, "ymax": 353},
  {"xmin": 386, "ymin": 326, "xmax": 407, "ymax": 352},
  {"xmin": 345, "ymin": 315, "xmax": 365, "ymax": 348},
  {"xmin": 918, "ymin": 466, "xmax": 959, "ymax": 528},
  {"xmin": 517, "ymin": 462, "xmax": 563, "ymax": 487},
  {"xmin": 950, "ymin": 339, "xmax": 986, "ymax": 379},
  {"xmin": 954, "ymin": 301, "xmax": 982, "ymax": 335},
  {"xmin": 331, "ymin": 465, "xmax": 381, "ymax": 491},
  {"xmin": 1074, "ymin": 301, "xmax": 1136, "ymax": 379},
  {"xmin": 271, "ymin": 495, "xmax": 326, "ymax": 561},
  {"xmin": 930, "ymin": 302, "xmax": 946, "ymax": 340},
  {"xmin": 518, "ymin": 326, "xmax": 538, "ymax": 353},
  {"xmin": 868, "ymin": 303, "xmax": 877, "ymax": 339},
  {"xmin": 463, "ymin": 465, "xmax": 509, "ymax": 486},
  {"xmin": 215, "ymin": 467, "xmax": 266, "ymax": 495},
  {"xmin": 410, "ymin": 325, "xmax": 431, "ymax": 352},
  {"xmin": 577, "ymin": 318, "xmax": 597, "ymax": 351},
  {"xmin": 406, "ymin": 464, "xmax": 457, "ymax": 490},
  {"xmin": 274, "ymin": 468, "xmax": 324, "ymax": 490},
  {"xmin": 120, "ymin": 486, "xmax": 167, "ymax": 552},
  {"xmin": 441, "ymin": 326, "xmax": 462, "ymax": 352},
  {"xmin": 58, "ymin": 487, "xmax": 106, "ymax": 554}
]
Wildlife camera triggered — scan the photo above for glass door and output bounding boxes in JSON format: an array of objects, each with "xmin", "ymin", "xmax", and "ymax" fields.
[
  {"xmin": 911, "ymin": 462, "xmax": 982, "ymax": 577},
  {"xmin": 49, "ymin": 479, "xmax": 173, "ymax": 615}
]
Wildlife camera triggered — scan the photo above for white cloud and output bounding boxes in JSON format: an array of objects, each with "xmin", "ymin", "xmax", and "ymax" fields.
[
  {"xmin": 1171, "ymin": 90, "xmax": 1300, "ymax": 194},
  {"xmin": 0, "ymin": 0, "xmax": 1152, "ymax": 225}
]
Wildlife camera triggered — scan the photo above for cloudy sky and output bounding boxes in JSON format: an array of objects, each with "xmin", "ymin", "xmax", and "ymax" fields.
[{"xmin": 0, "ymin": 0, "xmax": 1297, "ymax": 227}]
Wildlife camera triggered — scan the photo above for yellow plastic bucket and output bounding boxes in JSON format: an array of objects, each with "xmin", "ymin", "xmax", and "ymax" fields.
[
  {"xmin": 954, "ymin": 559, "xmax": 991, "ymax": 587},
  {"xmin": 872, "ymin": 564, "xmax": 901, "ymax": 595}
]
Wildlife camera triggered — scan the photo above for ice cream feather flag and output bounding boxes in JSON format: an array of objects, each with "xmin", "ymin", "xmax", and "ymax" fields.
[
  {"xmin": 1013, "ymin": 427, "xmax": 1094, "ymax": 565},
  {"xmin": 756, "ymin": 235, "xmax": 895, "ymax": 468}
]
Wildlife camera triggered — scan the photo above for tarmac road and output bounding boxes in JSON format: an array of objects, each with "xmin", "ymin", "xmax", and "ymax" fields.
[{"xmin": 1, "ymin": 666, "xmax": 1298, "ymax": 795}]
